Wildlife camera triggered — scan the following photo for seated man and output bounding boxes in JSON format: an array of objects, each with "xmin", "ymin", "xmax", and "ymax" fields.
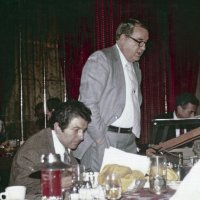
[
  {"xmin": 147, "ymin": 93, "xmax": 199, "ymax": 156},
  {"xmin": 9, "ymin": 100, "xmax": 91, "ymax": 195},
  {"xmin": 153, "ymin": 93, "xmax": 199, "ymax": 144}
]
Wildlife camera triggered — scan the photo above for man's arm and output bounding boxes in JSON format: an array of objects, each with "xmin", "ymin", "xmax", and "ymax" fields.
[
  {"xmin": 9, "ymin": 149, "xmax": 42, "ymax": 194},
  {"xmin": 79, "ymin": 51, "xmax": 110, "ymax": 143}
]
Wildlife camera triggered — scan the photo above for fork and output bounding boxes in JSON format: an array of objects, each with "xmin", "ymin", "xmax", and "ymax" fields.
[{"xmin": 132, "ymin": 179, "xmax": 147, "ymax": 192}]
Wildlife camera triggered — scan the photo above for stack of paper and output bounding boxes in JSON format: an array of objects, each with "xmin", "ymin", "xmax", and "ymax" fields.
[{"xmin": 100, "ymin": 147, "xmax": 150, "ymax": 175}]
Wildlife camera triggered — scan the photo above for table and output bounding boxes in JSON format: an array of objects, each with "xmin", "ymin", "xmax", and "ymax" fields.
[{"xmin": 26, "ymin": 188, "xmax": 176, "ymax": 200}]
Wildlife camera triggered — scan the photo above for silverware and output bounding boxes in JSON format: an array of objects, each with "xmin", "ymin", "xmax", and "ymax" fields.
[{"xmin": 132, "ymin": 179, "xmax": 147, "ymax": 192}]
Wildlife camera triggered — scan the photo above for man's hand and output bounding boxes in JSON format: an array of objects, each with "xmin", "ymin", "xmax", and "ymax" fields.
[
  {"xmin": 96, "ymin": 136, "xmax": 106, "ymax": 144},
  {"xmin": 146, "ymin": 148, "xmax": 156, "ymax": 156},
  {"xmin": 61, "ymin": 168, "xmax": 73, "ymax": 191}
]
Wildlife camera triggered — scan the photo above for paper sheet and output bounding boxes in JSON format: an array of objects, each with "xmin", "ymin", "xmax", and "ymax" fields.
[{"xmin": 100, "ymin": 147, "xmax": 150, "ymax": 174}]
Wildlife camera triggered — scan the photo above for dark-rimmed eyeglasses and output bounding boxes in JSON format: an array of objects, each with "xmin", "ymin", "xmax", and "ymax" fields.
[{"xmin": 126, "ymin": 35, "xmax": 147, "ymax": 47}]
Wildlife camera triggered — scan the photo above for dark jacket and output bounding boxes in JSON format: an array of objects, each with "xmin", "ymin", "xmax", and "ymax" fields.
[{"xmin": 9, "ymin": 128, "xmax": 77, "ymax": 195}]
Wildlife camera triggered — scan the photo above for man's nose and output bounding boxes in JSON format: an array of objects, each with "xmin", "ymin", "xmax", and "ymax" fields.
[
  {"xmin": 78, "ymin": 130, "xmax": 84, "ymax": 140},
  {"xmin": 140, "ymin": 44, "xmax": 146, "ymax": 51}
]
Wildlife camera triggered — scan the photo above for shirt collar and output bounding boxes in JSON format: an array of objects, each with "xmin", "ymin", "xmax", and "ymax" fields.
[
  {"xmin": 116, "ymin": 44, "xmax": 131, "ymax": 67},
  {"xmin": 52, "ymin": 130, "xmax": 65, "ymax": 161},
  {"xmin": 173, "ymin": 111, "xmax": 178, "ymax": 119}
]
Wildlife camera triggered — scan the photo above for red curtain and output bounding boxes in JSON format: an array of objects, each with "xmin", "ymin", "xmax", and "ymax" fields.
[
  {"xmin": 61, "ymin": 17, "xmax": 93, "ymax": 100},
  {"xmin": 167, "ymin": 2, "xmax": 200, "ymax": 111},
  {"xmin": 63, "ymin": 0, "xmax": 199, "ymax": 144}
]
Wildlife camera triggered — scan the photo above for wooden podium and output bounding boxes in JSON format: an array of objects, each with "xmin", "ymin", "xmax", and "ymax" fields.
[{"xmin": 152, "ymin": 127, "xmax": 200, "ymax": 152}]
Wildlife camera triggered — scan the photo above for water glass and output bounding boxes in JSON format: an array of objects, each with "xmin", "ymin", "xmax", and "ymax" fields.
[
  {"xmin": 149, "ymin": 155, "xmax": 167, "ymax": 194},
  {"xmin": 104, "ymin": 173, "xmax": 122, "ymax": 200},
  {"xmin": 71, "ymin": 164, "xmax": 85, "ymax": 183}
]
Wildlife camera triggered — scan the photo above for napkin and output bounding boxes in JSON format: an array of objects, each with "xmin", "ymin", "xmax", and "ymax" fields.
[
  {"xmin": 100, "ymin": 147, "xmax": 150, "ymax": 174},
  {"xmin": 78, "ymin": 186, "xmax": 105, "ymax": 200},
  {"xmin": 170, "ymin": 160, "xmax": 200, "ymax": 200}
]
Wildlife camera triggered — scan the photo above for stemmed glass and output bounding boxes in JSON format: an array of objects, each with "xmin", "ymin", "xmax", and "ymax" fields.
[{"xmin": 104, "ymin": 173, "xmax": 122, "ymax": 200}]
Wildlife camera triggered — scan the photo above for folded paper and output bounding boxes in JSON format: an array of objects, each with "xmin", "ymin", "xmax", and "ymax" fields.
[{"xmin": 100, "ymin": 147, "xmax": 150, "ymax": 174}]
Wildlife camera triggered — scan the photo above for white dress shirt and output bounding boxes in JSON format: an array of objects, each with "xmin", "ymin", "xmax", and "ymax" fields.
[
  {"xmin": 52, "ymin": 130, "xmax": 67, "ymax": 162},
  {"xmin": 173, "ymin": 112, "xmax": 186, "ymax": 137},
  {"xmin": 111, "ymin": 44, "xmax": 141, "ymax": 137}
]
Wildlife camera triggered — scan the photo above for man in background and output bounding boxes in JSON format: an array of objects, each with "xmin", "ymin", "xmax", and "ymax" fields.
[
  {"xmin": 9, "ymin": 100, "xmax": 91, "ymax": 195},
  {"xmin": 74, "ymin": 18, "xmax": 149, "ymax": 171},
  {"xmin": 34, "ymin": 97, "xmax": 62, "ymax": 132},
  {"xmin": 46, "ymin": 97, "xmax": 62, "ymax": 121},
  {"xmin": 152, "ymin": 92, "xmax": 199, "ymax": 145}
]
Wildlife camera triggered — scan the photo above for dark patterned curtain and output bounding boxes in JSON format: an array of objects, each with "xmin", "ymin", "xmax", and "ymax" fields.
[
  {"xmin": 0, "ymin": 1, "xmax": 65, "ymax": 140},
  {"xmin": 0, "ymin": 2, "xmax": 15, "ymax": 119}
]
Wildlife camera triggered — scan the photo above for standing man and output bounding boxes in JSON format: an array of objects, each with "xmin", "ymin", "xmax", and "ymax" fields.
[
  {"xmin": 74, "ymin": 19, "xmax": 149, "ymax": 171},
  {"xmin": 9, "ymin": 100, "xmax": 91, "ymax": 195}
]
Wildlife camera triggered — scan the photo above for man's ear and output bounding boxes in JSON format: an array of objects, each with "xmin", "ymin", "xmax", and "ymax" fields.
[
  {"xmin": 120, "ymin": 34, "xmax": 126, "ymax": 41},
  {"xmin": 54, "ymin": 122, "xmax": 62, "ymax": 134},
  {"xmin": 176, "ymin": 105, "xmax": 183, "ymax": 117},
  {"xmin": 177, "ymin": 105, "xmax": 183, "ymax": 112}
]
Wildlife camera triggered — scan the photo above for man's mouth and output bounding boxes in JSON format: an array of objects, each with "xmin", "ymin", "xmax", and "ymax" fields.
[{"xmin": 137, "ymin": 51, "xmax": 143, "ymax": 57}]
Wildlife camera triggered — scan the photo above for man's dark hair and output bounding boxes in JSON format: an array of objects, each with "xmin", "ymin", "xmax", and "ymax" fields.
[
  {"xmin": 49, "ymin": 100, "xmax": 91, "ymax": 130},
  {"xmin": 115, "ymin": 18, "xmax": 148, "ymax": 40},
  {"xmin": 47, "ymin": 97, "xmax": 62, "ymax": 112},
  {"xmin": 175, "ymin": 93, "xmax": 199, "ymax": 108}
]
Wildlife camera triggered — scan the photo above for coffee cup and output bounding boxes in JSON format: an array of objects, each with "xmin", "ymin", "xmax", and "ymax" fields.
[{"xmin": 0, "ymin": 186, "xmax": 26, "ymax": 200}]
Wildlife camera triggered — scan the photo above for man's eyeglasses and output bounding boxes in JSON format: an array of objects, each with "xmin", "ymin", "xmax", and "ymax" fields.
[{"xmin": 126, "ymin": 35, "xmax": 147, "ymax": 47}]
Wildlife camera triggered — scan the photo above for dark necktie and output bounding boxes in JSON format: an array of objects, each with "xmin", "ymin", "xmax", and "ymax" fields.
[
  {"xmin": 64, "ymin": 149, "xmax": 71, "ymax": 164},
  {"xmin": 180, "ymin": 128, "xmax": 185, "ymax": 135}
]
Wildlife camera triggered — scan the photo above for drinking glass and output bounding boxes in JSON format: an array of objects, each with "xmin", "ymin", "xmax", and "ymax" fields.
[
  {"xmin": 149, "ymin": 155, "xmax": 167, "ymax": 195},
  {"xmin": 104, "ymin": 173, "xmax": 122, "ymax": 200},
  {"xmin": 71, "ymin": 164, "xmax": 86, "ymax": 184},
  {"xmin": 70, "ymin": 164, "xmax": 86, "ymax": 193}
]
